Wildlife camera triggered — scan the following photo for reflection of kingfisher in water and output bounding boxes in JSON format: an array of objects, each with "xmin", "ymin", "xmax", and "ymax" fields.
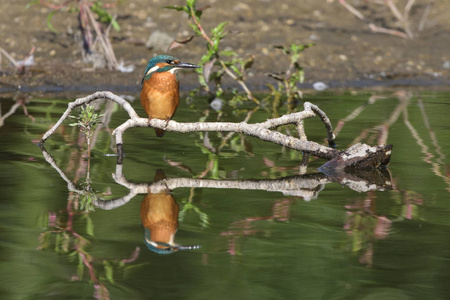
[{"xmin": 140, "ymin": 169, "xmax": 199, "ymax": 254}]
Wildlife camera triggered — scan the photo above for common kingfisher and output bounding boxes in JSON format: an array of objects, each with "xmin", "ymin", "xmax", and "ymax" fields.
[
  {"xmin": 140, "ymin": 169, "xmax": 199, "ymax": 254},
  {"xmin": 140, "ymin": 55, "xmax": 199, "ymax": 137}
]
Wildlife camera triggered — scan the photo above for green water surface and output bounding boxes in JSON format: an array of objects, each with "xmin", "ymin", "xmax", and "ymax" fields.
[{"xmin": 0, "ymin": 90, "xmax": 449, "ymax": 300}]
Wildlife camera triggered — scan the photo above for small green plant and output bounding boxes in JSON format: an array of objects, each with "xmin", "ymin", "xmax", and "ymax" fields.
[
  {"xmin": 168, "ymin": 0, "xmax": 314, "ymax": 118},
  {"xmin": 179, "ymin": 188, "xmax": 210, "ymax": 228},
  {"xmin": 165, "ymin": 1, "xmax": 315, "ymax": 159},
  {"xmin": 79, "ymin": 187, "xmax": 97, "ymax": 213},
  {"xmin": 267, "ymin": 43, "xmax": 314, "ymax": 115},
  {"xmin": 28, "ymin": 0, "xmax": 120, "ymax": 33},
  {"xmin": 166, "ymin": 0, "xmax": 258, "ymax": 105},
  {"xmin": 69, "ymin": 104, "xmax": 104, "ymax": 157}
]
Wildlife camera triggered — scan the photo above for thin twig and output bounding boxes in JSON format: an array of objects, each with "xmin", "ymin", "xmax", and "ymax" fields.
[
  {"xmin": 219, "ymin": 60, "xmax": 259, "ymax": 104},
  {"xmin": 351, "ymin": 92, "xmax": 410, "ymax": 146},
  {"xmin": 84, "ymin": 4, "xmax": 118, "ymax": 69},
  {"xmin": 0, "ymin": 47, "xmax": 18, "ymax": 68},
  {"xmin": 403, "ymin": 103, "xmax": 450, "ymax": 192},
  {"xmin": 0, "ymin": 101, "xmax": 21, "ymax": 127},
  {"xmin": 418, "ymin": 0, "xmax": 434, "ymax": 32},
  {"xmin": 417, "ymin": 98, "xmax": 445, "ymax": 165},
  {"xmin": 334, "ymin": 95, "xmax": 384, "ymax": 138},
  {"xmin": 404, "ymin": 0, "xmax": 416, "ymax": 18},
  {"xmin": 218, "ymin": 106, "xmax": 258, "ymax": 151},
  {"xmin": 38, "ymin": 0, "xmax": 74, "ymax": 10},
  {"xmin": 339, "ymin": 0, "xmax": 366, "ymax": 21},
  {"xmin": 338, "ymin": 0, "xmax": 414, "ymax": 39},
  {"xmin": 385, "ymin": 0, "xmax": 404, "ymax": 23},
  {"xmin": 304, "ymin": 102, "xmax": 336, "ymax": 146},
  {"xmin": 385, "ymin": 0, "xmax": 414, "ymax": 38},
  {"xmin": 368, "ymin": 23, "xmax": 410, "ymax": 39}
]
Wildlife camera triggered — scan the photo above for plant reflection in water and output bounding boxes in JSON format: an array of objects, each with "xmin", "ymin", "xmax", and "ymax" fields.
[{"xmin": 39, "ymin": 115, "xmax": 393, "ymax": 298}]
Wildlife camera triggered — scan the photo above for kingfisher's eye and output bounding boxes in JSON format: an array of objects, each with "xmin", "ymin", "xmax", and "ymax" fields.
[{"xmin": 167, "ymin": 60, "xmax": 173, "ymax": 64}]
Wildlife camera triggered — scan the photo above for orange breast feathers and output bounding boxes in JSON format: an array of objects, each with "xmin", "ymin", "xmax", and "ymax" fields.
[
  {"xmin": 140, "ymin": 71, "xmax": 180, "ymax": 120},
  {"xmin": 140, "ymin": 193, "xmax": 179, "ymax": 243}
]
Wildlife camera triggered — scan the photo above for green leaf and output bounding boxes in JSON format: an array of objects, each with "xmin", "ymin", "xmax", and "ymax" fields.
[
  {"xmin": 274, "ymin": 45, "xmax": 289, "ymax": 54},
  {"xmin": 85, "ymin": 215, "xmax": 94, "ymax": 236},
  {"xmin": 197, "ymin": 73, "xmax": 207, "ymax": 87},
  {"xmin": 165, "ymin": 5, "xmax": 189, "ymax": 13},
  {"xmin": 216, "ymin": 22, "xmax": 228, "ymax": 32},
  {"xmin": 189, "ymin": 23, "xmax": 202, "ymax": 35},
  {"xmin": 195, "ymin": 141, "xmax": 213, "ymax": 155},
  {"xmin": 103, "ymin": 260, "xmax": 115, "ymax": 284},
  {"xmin": 242, "ymin": 57, "xmax": 254, "ymax": 70},
  {"xmin": 210, "ymin": 155, "xmax": 219, "ymax": 179},
  {"xmin": 212, "ymin": 22, "xmax": 227, "ymax": 40},
  {"xmin": 200, "ymin": 53, "xmax": 214, "ymax": 64},
  {"xmin": 199, "ymin": 210, "xmax": 210, "ymax": 228},
  {"xmin": 187, "ymin": 0, "xmax": 197, "ymax": 8},
  {"xmin": 46, "ymin": 10, "xmax": 59, "ymax": 33},
  {"xmin": 219, "ymin": 50, "xmax": 237, "ymax": 57},
  {"xmin": 26, "ymin": 0, "xmax": 39, "ymax": 9},
  {"xmin": 111, "ymin": 19, "xmax": 120, "ymax": 32},
  {"xmin": 195, "ymin": 10, "xmax": 203, "ymax": 19},
  {"xmin": 55, "ymin": 233, "xmax": 61, "ymax": 252},
  {"xmin": 230, "ymin": 65, "xmax": 242, "ymax": 77},
  {"xmin": 213, "ymin": 39, "xmax": 220, "ymax": 52},
  {"xmin": 61, "ymin": 233, "xmax": 70, "ymax": 252},
  {"xmin": 77, "ymin": 257, "xmax": 84, "ymax": 280},
  {"xmin": 91, "ymin": 2, "xmax": 120, "ymax": 31}
]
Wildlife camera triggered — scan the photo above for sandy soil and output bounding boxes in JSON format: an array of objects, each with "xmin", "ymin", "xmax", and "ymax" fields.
[{"xmin": 0, "ymin": 0, "xmax": 449, "ymax": 95}]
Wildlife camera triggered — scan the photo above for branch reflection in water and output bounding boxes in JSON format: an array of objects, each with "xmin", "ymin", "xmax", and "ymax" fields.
[{"xmin": 40, "ymin": 145, "xmax": 392, "ymax": 257}]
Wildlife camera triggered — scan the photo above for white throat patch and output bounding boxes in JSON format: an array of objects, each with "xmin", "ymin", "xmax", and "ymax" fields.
[
  {"xmin": 146, "ymin": 65, "xmax": 160, "ymax": 75},
  {"xmin": 169, "ymin": 67, "xmax": 182, "ymax": 74}
]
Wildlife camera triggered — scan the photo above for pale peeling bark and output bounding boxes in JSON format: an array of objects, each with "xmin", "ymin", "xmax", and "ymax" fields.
[
  {"xmin": 40, "ymin": 91, "xmax": 393, "ymax": 170},
  {"xmin": 93, "ymin": 162, "xmax": 392, "ymax": 211},
  {"xmin": 38, "ymin": 145, "xmax": 392, "ymax": 212},
  {"xmin": 41, "ymin": 91, "xmax": 138, "ymax": 143}
]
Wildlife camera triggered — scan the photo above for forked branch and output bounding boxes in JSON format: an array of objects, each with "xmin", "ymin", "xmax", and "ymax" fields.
[{"xmin": 40, "ymin": 91, "xmax": 392, "ymax": 170}]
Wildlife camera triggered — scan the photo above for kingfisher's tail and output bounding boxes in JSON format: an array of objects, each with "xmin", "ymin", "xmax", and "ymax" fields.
[
  {"xmin": 153, "ymin": 169, "xmax": 166, "ymax": 181},
  {"xmin": 155, "ymin": 128, "xmax": 165, "ymax": 137}
]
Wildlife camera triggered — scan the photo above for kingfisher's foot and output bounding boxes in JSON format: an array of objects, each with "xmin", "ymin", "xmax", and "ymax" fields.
[
  {"xmin": 164, "ymin": 118, "xmax": 171, "ymax": 129},
  {"xmin": 163, "ymin": 183, "xmax": 171, "ymax": 194},
  {"xmin": 147, "ymin": 116, "xmax": 152, "ymax": 126}
]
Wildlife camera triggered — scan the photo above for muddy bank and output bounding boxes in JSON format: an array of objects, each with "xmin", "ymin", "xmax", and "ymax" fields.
[{"xmin": 1, "ymin": 0, "xmax": 449, "ymax": 96}]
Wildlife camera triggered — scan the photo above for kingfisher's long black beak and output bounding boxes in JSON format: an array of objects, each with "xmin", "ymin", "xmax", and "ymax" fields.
[
  {"xmin": 177, "ymin": 244, "xmax": 201, "ymax": 251},
  {"xmin": 175, "ymin": 61, "xmax": 200, "ymax": 69}
]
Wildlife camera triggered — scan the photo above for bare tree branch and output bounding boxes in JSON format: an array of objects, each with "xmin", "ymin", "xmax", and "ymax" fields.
[
  {"xmin": 40, "ymin": 91, "xmax": 392, "ymax": 170},
  {"xmin": 338, "ymin": 0, "xmax": 422, "ymax": 39},
  {"xmin": 0, "ymin": 101, "xmax": 21, "ymax": 127},
  {"xmin": 92, "ymin": 161, "xmax": 392, "ymax": 210},
  {"xmin": 40, "ymin": 91, "xmax": 137, "ymax": 143}
]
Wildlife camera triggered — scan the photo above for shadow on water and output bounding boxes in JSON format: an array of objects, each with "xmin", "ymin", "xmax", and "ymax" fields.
[{"xmin": 1, "ymin": 89, "xmax": 450, "ymax": 299}]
